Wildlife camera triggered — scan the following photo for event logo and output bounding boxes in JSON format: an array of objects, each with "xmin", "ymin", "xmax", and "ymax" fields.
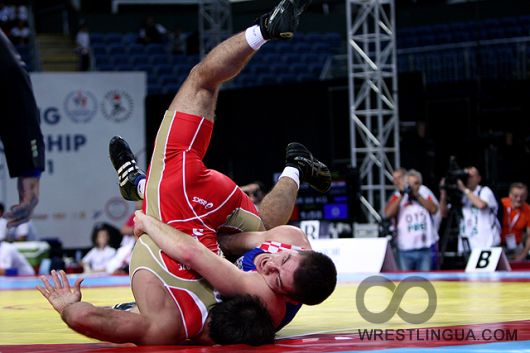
[
  {"xmin": 356, "ymin": 275, "xmax": 437, "ymax": 324},
  {"xmin": 64, "ymin": 90, "xmax": 97, "ymax": 123},
  {"xmin": 101, "ymin": 90, "xmax": 134, "ymax": 122},
  {"xmin": 105, "ymin": 197, "xmax": 130, "ymax": 221}
]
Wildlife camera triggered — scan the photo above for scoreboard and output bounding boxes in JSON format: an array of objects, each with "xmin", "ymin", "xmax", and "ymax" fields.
[{"xmin": 291, "ymin": 180, "xmax": 351, "ymax": 222}]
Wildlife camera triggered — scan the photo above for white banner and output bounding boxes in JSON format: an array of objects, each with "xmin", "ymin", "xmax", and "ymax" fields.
[
  {"xmin": 309, "ymin": 238, "xmax": 398, "ymax": 274},
  {"xmin": 0, "ymin": 72, "xmax": 146, "ymax": 248}
]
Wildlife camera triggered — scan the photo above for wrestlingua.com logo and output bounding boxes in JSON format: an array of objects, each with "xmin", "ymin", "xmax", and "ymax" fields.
[
  {"xmin": 355, "ymin": 275, "xmax": 518, "ymax": 343},
  {"xmin": 356, "ymin": 275, "xmax": 437, "ymax": 324}
]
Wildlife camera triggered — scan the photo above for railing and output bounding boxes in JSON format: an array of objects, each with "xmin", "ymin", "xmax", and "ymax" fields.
[
  {"xmin": 34, "ymin": 4, "xmax": 70, "ymax": 35},
  {"xmin": 322, "ymin": 36, "xmax": 530, "ymax": 83}
]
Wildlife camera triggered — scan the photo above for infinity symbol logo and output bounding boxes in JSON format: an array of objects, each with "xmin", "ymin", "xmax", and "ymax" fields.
[{"xmin": 356, "ymin": 275, "xmax": 437, "ymax": 324}]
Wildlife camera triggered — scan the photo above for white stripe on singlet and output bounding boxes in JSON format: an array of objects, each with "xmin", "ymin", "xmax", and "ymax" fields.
[
  {"xmin": 145, "ymin": 111, "xmax": 177, "ymax": 218},
  {"xmin": 130, "ymin": 264, "xmax": 189, "ymax": 338},
  {"xmin": 182, "ymin": 151, "xmax": 215, "ymax": 232},
  {"xmin": 165, "ymin": 283, "xmax": 210, "ymax": 338},
  {"xmin": 186, "ymin": 116, "xmax": 205, "ymax": 152},
  {"xmin": 137, "ymin": 237, "xmax": 195, "ymax": 282},
  {"xmin": 167, "ymin": 185, "xmax": 239, "ymax": 225},
  {"xmin": 156, "ymin": 111, "xmax": 179, "ymax": 220}
]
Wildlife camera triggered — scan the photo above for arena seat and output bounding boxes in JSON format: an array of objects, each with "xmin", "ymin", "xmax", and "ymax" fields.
[
  {"xmin": 114, "ymin": 63, "xmax": 135, "ymax": 71},
  {"xmin": 104, "ymin": 32, "xmax": 122, "ymax": 44},
  {"xmin": 130, "ymin": 54, "xmax": 149, "ymax": 66}
]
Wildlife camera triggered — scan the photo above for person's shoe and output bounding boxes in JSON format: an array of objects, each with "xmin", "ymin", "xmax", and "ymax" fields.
[
  {"xmin": 109, "ymin": 136, "xmax": 145, "ymax": 201},
  {"xmin": 112, "ymin": 302, "xmax": 137, "ymax": 311},
  {"xmin": 258, "ymin": 0, "xmax": 311, "ymax": 40},
  {"xmin": 286, "ymin": 142, "xmax": 331, "ymax": 193}
]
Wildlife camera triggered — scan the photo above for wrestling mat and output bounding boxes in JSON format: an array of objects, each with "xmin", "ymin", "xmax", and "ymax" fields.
[{"xmin": 1, "ymin": 272, "xmax": 530, "ymax": 353}]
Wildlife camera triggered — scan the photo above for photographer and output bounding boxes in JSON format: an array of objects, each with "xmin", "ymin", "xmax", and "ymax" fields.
[
  {"xmin": 440, "ymin": 166, "xmax": 500, "ymax": 253},
  {"xmin": 385, "ymin": 169, "xmax": 439, "ymax": 271}
]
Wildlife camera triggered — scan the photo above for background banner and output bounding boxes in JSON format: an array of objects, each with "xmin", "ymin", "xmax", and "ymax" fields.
[{"xmin": 0, "ymin": 72, "xmax": 146, "ymax": 248}]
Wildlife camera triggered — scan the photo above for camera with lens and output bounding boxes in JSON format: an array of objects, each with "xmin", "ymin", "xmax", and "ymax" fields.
[
  {"xmin": 442, "ymin": 156, "xmax": 469, "ymax": 206},
  {"xmin": 402, "ymin": 183, "xmax": 414, "ymax": 198}
]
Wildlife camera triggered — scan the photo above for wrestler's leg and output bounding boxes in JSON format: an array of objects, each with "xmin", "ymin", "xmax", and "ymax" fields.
[
  {"xmin": 259, "ymin": 177, "xmax": 298, "ymax": 230},
  {"xmin": 166, "ymin": 0, "xmax": 308, "ymax": 120},
  {"xmin": 168, "ymin": 32, "xmax": 256, "ymax": 121},
  {"xmin": 259, "ymin": 143, "xmax": 332, "ymax": 229}
]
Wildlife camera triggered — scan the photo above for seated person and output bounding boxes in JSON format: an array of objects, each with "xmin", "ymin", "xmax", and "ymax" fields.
[
  {"xmin": 105, "ymin": 201, "xmax": 142, "ymax": 274},
  {"xmin": 82, "ymin": 225, "xmax": 116, "ymax": 273},
  {"xmin": 0, "ymin": 234, "xmax": 35, "ymax": 275},
  {"xmin": 7, "ymin": 220, "xmax": 37, "ymax": 241}
]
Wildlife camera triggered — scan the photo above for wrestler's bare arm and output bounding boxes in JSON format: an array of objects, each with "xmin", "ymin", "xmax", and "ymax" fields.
[
  {"xmin": 134, "ymin": 211, "xmax": 263, "ymax": 297},
  {"xmin": 61, "ymin": 302, "xmax": 167, "ymax": 345},
  {"xmin": 37, "ymin": 270, "xmax": 167, "ymax": 345}
]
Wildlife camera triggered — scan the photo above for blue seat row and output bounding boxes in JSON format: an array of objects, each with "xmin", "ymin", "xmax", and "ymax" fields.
[
  {"xmin": 397, "ymin": 15, "xmax": 530, "ymax": 48},
  {"xmin": 398, "ymin": 43, "xmax": 523, "ymax": 83}
]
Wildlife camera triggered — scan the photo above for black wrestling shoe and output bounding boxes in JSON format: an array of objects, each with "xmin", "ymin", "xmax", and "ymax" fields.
[
  {"xmin": 112, "ymin": 302, "xmax": 137, "ymax": 311},
  {"xmin": 109, "ymin": 136, "xmax": 145, "ymax": 201},
  {"xmin": 258, "ymin": 0, "xmax": 311, "ymax": 40},
  {"xmin": 286, "ymin": 142, "xmax": 331, "ymax": 193}
]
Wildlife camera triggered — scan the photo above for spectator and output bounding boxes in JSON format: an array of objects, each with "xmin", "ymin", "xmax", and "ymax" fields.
[
  {"xmin": 500, "ymin": 182, "xmax": 530, "ymax": 261},
  {"xmin": 169, "ymin": 26, "xmax": 186, "ymax": 55},
  {"xmin": 16, "ymin": 5, "xmax": 27, "ymax": 22},
  {"xmin": 0, "ymin": 203, "xmax": 7, "ymax": 242},
  {"xmin": 440, "ymin": 166, "xmax": 500, "ymax": 253},
  {"xmin": 105, "ymin": 201, "xmax": 142, "ymax": 274},
  {"xmin": 385, "ymin": 169, "xmax": 439, "ymax": 271},
  {"xmin": 7, "ymin": 220, "xmax": 37, "ymax": 241},
  {"xmin": 0, "ymin": 206, "xmax": 35, "ymax": 275},
  {"xmin": 75, "ymin": 22, "xmax": 90, "ymax": 71},
  {"xmin": 0, "ymin": 3, "xmax": 11, "ymax": 32},
  {"xmin": 240, "ymin": 181, "xmax": 266, "ymax": 210},
  {"xmin": 81, "ymin": 225, "xmax": 116, "ymax": 273},
  {"xmin": 391, "ymin": 168, "xmax": 407, "ymax": 193},
  {"xmin": 138, "ymin": 16, "xmax": 167, "ymax": 44},
  {"xmin": 9, "ymin": 19, "xmax": 29, "ymax": 45},
  {"xmin": 0, "ymin": 239, "xmax": 35, "ymax": 275}
]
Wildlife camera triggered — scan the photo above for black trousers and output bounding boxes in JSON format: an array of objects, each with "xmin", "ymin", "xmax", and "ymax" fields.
[{"xmin": 0, "ymin": 29, "xmax": 45, "ymax": 177}]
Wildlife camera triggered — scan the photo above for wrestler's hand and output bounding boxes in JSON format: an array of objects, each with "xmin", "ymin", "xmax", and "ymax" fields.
[
  {"xmin": 133, "ymin": 210, "xmax": 149, "ymax": 238},
  {"xmin": 37, "ymin": 270, "xmax": 84, "ymax": 315},
  {"xmin": 5, "ymin": 176, "xmax": 39, "ymax": 227}
]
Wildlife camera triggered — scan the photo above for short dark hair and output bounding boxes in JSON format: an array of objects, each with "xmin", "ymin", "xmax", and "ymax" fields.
[
  {"xmin": 0, "ymin": 202, "xmax": 4, "ymax": 214},
  {"xmin": 91, "ymin": 224, "xmax": 110, "ymax": 246},
  {"xmin": 291, "ymin": 251, "xmax": 337, "ymax": 305},
  {"xmin": 208, "ymin": 295, "xmax": 275, "ymax": 346}
]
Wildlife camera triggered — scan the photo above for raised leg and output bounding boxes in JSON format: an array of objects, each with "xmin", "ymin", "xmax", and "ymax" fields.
[
  {"xmin": 169, "ymin": 33, "xmax": 256, "ymax": 121},
  {"xmin": 259, "ymin": 142, "xmax": 332, "ymax": 229}
]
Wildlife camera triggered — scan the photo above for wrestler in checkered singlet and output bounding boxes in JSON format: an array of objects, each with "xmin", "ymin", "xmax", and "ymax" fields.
[{"xmin": 236, "ymin": 241, "xmax": 303, "ymax": 330}]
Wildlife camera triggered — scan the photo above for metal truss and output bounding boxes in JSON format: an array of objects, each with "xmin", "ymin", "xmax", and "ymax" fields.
[
  {"xmin": 346, "ymin": 0, "xmax": 400, "ymax": 222},
  {"xmin": 198, "ymin": 0, "xmax": 232, "ymax": 58}
]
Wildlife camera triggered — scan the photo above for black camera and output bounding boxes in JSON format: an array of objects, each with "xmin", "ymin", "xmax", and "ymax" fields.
[
  {"xmin": 442, "ymin": 156, "xmax": 469, "ymax": 206},
  {"xmin": 402, "ymin": 183, "xmax": 414, "ymax": 199}
]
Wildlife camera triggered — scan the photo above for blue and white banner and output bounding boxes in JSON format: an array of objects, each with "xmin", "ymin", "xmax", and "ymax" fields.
[{"xmin": 0, "ymin": 72, "xmax": 146, "ymax": 248}]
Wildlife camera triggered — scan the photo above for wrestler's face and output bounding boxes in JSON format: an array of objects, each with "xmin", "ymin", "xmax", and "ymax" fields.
[{"xmin": 255, "ymin": 250, "xmax": 303, "ymax": 298}]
